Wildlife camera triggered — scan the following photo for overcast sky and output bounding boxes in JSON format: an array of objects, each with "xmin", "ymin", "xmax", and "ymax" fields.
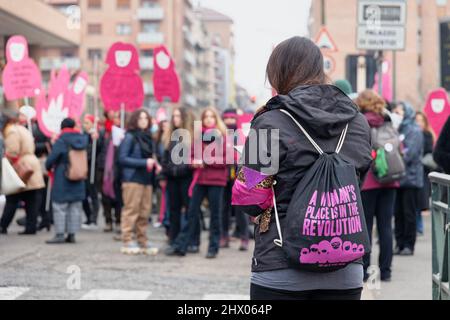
[{"xmin": 195, "ymin": 0, "xmax": 312, "ymax": 102}]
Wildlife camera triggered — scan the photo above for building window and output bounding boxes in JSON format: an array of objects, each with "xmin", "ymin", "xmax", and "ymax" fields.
[
  {"xmin": 88, "ymin": 49, "xmax": 102, "ymax": 60},
  {"xmin": 117, "ymin": 0, "xmax": 130, "ymax": 9},
  {"xmin": 141, "ymin": 22, "xmax": 159, "ymax": 33},
  {"xmin": 88, "ymin": 23, "xmax": 102, "ymax": 35},
  {"xmin": 88, "ymin": 0, "xmax": 101, "ymax": 9},
  {"xmin": 141, "ymin": 0, "xmax": 157, "ymax": 8},
  {"xmin": 116, "ymin": 23, "xmax": 132, "ymax": 35},
  {"xmin": 141, "ymin": 49, "xmax": 154, "ymax": 57}
]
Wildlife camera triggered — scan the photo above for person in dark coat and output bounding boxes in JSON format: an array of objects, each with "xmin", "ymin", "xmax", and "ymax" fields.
[
  {"xmin": 392, "ymin": 102, "xmax": 424, "ymax": 256},
  {"xmin": 232, "ymin": 37, "xmax": 372, "ymax": 300},
  {"xmin": 356, "ymin": 90, "xmax": 400, "ymax": 282},
  {"xmin": 415, "ymin": 112, "xmax": 436, "ymax": 235},
  {"xmin": 45, "ymin": 118, "xmax": 88, "ymax": 244},
  {"xmin": 98, "ymin": 111, "xmax": 122, "ymax": 233},
  {"xmin": 434, "ymin": 116, "xmax": 450, "ymax": 174},
  {"xmin": 81, "ymin": 114, "xmax": 103, "ymax": 229},
  {"xmin": 158, "ymin": 108, "xmax": 194, "ymax": 245}
]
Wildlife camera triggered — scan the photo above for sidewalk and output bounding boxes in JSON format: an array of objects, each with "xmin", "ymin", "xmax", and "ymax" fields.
[{"xmin": 362, "ymin": 214, "xmax": 432, "ymax": 300}]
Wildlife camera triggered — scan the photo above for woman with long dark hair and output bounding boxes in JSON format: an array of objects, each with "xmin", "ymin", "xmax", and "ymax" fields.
[
  {"xmin": 159, "ymin": 108, "xmax": 194, "ymax": 244},
  {"xmin": 119, "ymin": 109, "xmax": 160, "ymax": 255},
  {"xmin": 232, "ymin": 37, "xmax": 372, "ymax": 300}
]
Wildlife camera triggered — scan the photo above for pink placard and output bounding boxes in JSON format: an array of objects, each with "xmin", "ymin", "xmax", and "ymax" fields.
[
  {"xmin": 153, "ymin": 45, "xmax": 181, "ymax": 103},
  {"xmin": 66, "ymin": 71, "xmax": 89, "ymax": 119},
  {"xmin": 100, "ymin": 42, "xmax": 144, "ymax": 112},
  {"xmin": 373, "ymin": 60, "xmax": 393, "ymax": 103},
  {"xmin": 2, "ymin": 35, "xmax": 42, "ymax": 101},
  {"xmin": 424, "ymin": 88, "xmax": 450, "ymax": 138},
  {"xmin": 36, "ymin": 66, "xmax": 71, "ymax": 138}
]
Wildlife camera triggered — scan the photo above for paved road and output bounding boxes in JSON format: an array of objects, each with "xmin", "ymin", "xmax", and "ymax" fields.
[{"xmin": 0, "ymin": 211, "xmax": 431, "ymax": 300}]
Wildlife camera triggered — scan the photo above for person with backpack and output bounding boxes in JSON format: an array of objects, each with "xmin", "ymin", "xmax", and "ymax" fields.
[
  {"xmin": 232, "ymin": 37, "xmax": 373, "ymax": 300},
  {"xmin": 119, "ymin": 109, "xmax": 160, "ymax": 255},
  {"xmin": 392, "ymin": 102, "xmax": 424, "ymax": 256},
  {"xmin": 45, "ymin": 118, "xmax": 88, "ymax": 244},
  {"xmin": 355, "ymin": 90, "xmax": 403, "ymax": 282}
]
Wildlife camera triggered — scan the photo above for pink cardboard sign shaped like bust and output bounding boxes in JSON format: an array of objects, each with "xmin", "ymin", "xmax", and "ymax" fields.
[
  {"xmin": 372, "ymin": 60, "xmax": 393, "ymax": 103},
  {"xmin": 424, "ymin": 88, "xmax": 450, "ymax": 137},
  {"xmin": 153, "ymin": 45, "xmax": 181, "ymax": 103},
  {"xmin": 100, "ymin": 42, "xmax": 144, "ymax": 112},
  {"xmin": 66, "ymin": 71, "xmax": 89, "ymax": 120},
  {"xmin": 36, "ymin": 66, "xmax": 71, "ymax": 138},
  {"xmin": 2, "ymin": 35, "xmax": 42, "ymax": 101}
]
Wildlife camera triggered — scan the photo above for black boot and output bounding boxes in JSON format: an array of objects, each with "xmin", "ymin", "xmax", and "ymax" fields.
[
  {"xmin": 46, "ymin": 234, "xmax": 65, "ymax": 244},
  {"xmin": 0, "ymin": 227, "xmax": 7, "ymax": 234},
  {"xmin": 18, "ymin": 230, "xmax": 36, "ymax": 235},
  {"xmin": 66, "ymin": 234, "xmax": 76, "ymax": 244}
]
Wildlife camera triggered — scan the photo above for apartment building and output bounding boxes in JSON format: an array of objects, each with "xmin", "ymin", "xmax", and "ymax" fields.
[
  {"xmin": 309, "ymin": 0, "xmax": 450, "ymax": 107},
  {"xmin": 198, "ymin": 7, "xmax": 235, "ymax": 111},
  {"xmin": 0, "ymin": 0, "xmax": 80, "ymax": 106},
  {"xmin": 42, "ymin": 0, "xmax": 200, "ymax": 112}
]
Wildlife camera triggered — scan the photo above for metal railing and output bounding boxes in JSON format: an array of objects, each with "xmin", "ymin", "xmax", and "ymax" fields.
[{"xmin": 430, "ymin": 172, "xmax": 450, "ymax": 300}]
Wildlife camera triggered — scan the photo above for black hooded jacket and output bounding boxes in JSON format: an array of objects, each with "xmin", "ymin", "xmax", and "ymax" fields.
[{"xmin": 237, "ymin": 85, "xmax": 373, "ymax": 272}]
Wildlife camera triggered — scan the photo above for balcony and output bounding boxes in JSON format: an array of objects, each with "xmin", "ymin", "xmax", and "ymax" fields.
[
  {"xmin": 139, "ymin": 57, "xmax": 154, "ymax": 70},
  {"xmin": 185, "ymin": 73, "xmax": 197, "ymax": 87},
  {"xmin": 137, "ymin": 32, "xmax": 164, "ymax": 45},
  {"xmin": 39, "ymin": 57, "xmax": 81, "ymax": 71},
  {"xmin": 184, "ymin": 50, "xmax": 196, "ymax": 66},
  {"xmin": 184, "ymin": 94, "xmax": 197, "ymax": 107},
  {"xmin": 184, "ymin": 28, "xmax": 196, "ymax": 47},
  {"xmin": 137, "ymin": 6, "xmax": 164, "ymax": 20}
]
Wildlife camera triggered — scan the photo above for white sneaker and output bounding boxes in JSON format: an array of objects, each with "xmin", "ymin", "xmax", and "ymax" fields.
[
  {"xmin": 140, "ymin": 241, "xmax": 159, "ymax": 256},
  {"xmin": 153, "ymin": 222, "xmax": 162, "ymax": 228},
  {"xmin": 82, "ymin": 223, "xmax": 99, "ymax": 231},
  {"xmin": 120, "ymin": 242, "xmax": 141, "ymax": 255}
]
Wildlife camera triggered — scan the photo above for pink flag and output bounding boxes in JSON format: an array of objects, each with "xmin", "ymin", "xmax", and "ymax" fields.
[
  {"xmin": 153, "ymin": 45, "xmax": 181, "ymax": 103},
  {"xmin": 100, "ymin": 42, "xmax": 144, "ymax": 112},
  {"xmin": 66, "ymin": 71, "xmax": 89, "ymax": 120},
  {"xmin": 36, "ymin": 67, "xmax": 71, "ymax": 138},
  {"xmin": 2, "ymin": 35, "xmax": 42, "ymax": 101},
  {"xmin": 424, "ymin": 88, "xmax": 450, "ymax": 137}
]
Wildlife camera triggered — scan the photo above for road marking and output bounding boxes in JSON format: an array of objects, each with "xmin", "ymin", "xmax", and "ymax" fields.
[
  {"xmin": 0, "ymin": 287, "xmax": 30, "ymax": 300},
  {"xmin": 203, "ymin": 294, "xmax": 249, "ymax": 300},
  {"xmin": 80, "ymin": 289, "xmax": 152, "ymax": 300}
]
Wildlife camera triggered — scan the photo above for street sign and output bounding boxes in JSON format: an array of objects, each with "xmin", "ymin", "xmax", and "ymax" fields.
[
  {"xmin": 323, "ymin": 54, "xmax": 336, "ymax": 76},
  {"xmin": 358, "ymin": 0, "xmax": 407, "ymax": 26},
  {"xmin": 315, "ymin": 27, "xmax": 338, "ymax": 52},
  {"xmin": 357, "ymin": 25, "xmax": 405, "ymax": 50},
  {"xmin": 357, "ymin": 0, "xmax": 406, "ymax": 51}
]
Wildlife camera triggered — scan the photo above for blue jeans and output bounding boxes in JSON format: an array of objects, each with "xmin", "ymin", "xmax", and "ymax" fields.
[
  {"xmin": 173, "ymin": 185, "xmax": 224, "ymax": 254},
  {"xmin": 416, "ymin": 211, "xmax": 424, "ymax": 234}
]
